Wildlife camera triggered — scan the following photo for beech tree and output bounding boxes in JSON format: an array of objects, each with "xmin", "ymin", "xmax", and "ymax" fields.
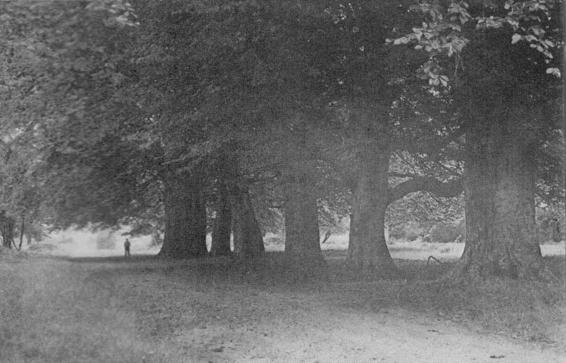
[
  {"xmin": 209, "ymin": 153, "xmax": 233, "ymax": 257},
  {"xmin": 393, "ymin": 0, "xmax": 563, "ymax": 280},
  {"xmin": 295, "ymin": 2, "xmax": 466, "ymax": 274},
  {"xmin": 0, "ymin": 0, "xmax": 140, "ymax": 226}
]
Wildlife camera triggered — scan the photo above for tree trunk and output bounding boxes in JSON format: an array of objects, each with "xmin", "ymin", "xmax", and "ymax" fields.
[
  {"xmin": 17, "ymin": 216, "xmax": 24, "ymax": 250},
  {"xmin": 231, "ymin": 185, "xmax": 264, "ymax": 258},
  {"xmin": 284, "ymin": 172, "xmax": 324, "ymax": 261},
  {"xmin": 210, "ymin": 182, "xmax": 232, "ymax": 256},
  {"xmin": 1, "ymin": 232, "xmax": 10, "ymax": 248},
  {"xmin": 347, "ymin": 213, "xmax": 355, "ymax": 261},
  {"xmin": 1, "ymin": 215, "xmax": 14, "ymax": 249},
  {"xmin": 159, "ymin": 170, "xmax": 207, "ymax": 258},
  {"xmin": 347, "ymin": 144, "xmax": 398, "ymax": 276},
  {"xmin": 453, "ymin": 116, "xmax": 551, "ymax": 281}
]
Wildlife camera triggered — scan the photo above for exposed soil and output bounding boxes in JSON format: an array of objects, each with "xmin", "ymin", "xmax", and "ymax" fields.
[{"xmin": 1, "ymin": 252, "xmax": 565, "ymax": 362}]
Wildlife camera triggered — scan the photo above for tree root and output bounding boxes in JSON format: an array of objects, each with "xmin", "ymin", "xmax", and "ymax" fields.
[{"xmin": 426, "ymin": 255, "xmax": 443, "ymax": 266}]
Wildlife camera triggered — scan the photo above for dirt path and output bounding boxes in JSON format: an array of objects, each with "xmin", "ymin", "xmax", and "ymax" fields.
[{"xmin": 1, "ymin": 256, "xmax": 564, "ymax": 362}]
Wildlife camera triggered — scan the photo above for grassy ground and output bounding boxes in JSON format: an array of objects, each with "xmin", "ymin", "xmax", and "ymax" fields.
[{"xmin": 1, "ymin": 248, "xmax": 565, "ymax": 362}]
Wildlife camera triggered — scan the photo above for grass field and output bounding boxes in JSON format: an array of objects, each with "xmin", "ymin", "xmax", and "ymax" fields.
[
  {"xmin": 34, "ymin": 228, "xmax": 566, "ymax": 261},
  {"xmin": 1, "ymin": 245, "xmax": 565, "ymax": 362}
]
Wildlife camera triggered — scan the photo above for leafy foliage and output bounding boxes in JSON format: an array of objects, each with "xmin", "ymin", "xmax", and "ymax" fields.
[{"xmin": 389, "ymin": 0, "xmax": 563, "ymax": 87}]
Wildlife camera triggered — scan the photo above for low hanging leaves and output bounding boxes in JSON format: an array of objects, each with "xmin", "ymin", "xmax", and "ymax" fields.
[{"xmin": 388, "ymin": 0, "xmax": 562, "ymax": 86}]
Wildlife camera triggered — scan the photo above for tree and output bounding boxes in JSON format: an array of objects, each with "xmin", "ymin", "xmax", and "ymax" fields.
[
  {"xmin": 0, "ymin": 0, "xmax": 141, "ymax": 227},
  {"xmin": 159, "ymin": 167, "xmax": 208, "ymax": 258},
  {"xmin": 392, "ymin": 0, "xmax": 563, "ymax": 280},
  {"xmin": 210, "ymin": 177, "xmax": 232, "ymax": 257},
  {"xmin": 280, "ymin": 120, "xmax": 325, "ymax": 264}
]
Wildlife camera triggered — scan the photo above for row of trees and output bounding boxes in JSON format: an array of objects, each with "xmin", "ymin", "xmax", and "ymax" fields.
[{"xmin": 0, "ymin": 0, "xmax": 563, "ymax": 281}]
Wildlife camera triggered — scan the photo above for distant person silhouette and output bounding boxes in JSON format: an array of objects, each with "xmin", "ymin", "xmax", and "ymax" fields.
[{"xmin": 124, "ymin": 238, "xmax": 131, "ymax": 257}]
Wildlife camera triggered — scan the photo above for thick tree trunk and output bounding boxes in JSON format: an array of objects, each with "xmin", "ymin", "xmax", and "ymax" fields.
[
  {"xmin": 453, "ymin": 117, "xmax": 551, "ymax": 281},
  {"xmin": 284, "ymin": 172, "xmax": 324, "ymax": 261},
  {"xmin": 283, "ymin": 173, "xmax": 326, "ymax": 280},
  {"xmin": 1, "ymin": 234, "xmax": 10, "ymax": 248},
  {"xmin": 231, "ymin": 185, "xmax": 264, "ymax": 258},
  {"xmin": 210, "ymin": 182, "xmax": 232, "ymax": 256},
  {"xmin": 159, "ymin": 170, "xmax": 207, "ymax": 258},
  {"xmin": 1, "ymin": 215, "xmax": 14, "ymax": 249},
  {"xmin": 347, "ymin": 145, "xmax": 398, "ymax": 276}
]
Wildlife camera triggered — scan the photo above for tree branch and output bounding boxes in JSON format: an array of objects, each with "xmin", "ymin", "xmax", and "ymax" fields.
[
  {"xmin": 388, "ymin": 177, "xmax": 463, "ymax": 204},
  {"xmin": 388, "ymin": 171, "xmax": 420, "ymax": 179}
]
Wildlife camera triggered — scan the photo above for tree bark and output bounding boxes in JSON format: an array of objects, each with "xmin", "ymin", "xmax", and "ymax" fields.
[
  {"xmin": 17, "ymin": 216, "xmax": 24, "ymax": 250},
  {"xmin": 347, "ymin": 144, "xmax": 398, "ymax": 276},
  {"xmin": 210, "ymin": 181, "xmax": 232, "ymax": 256},
  {"xmin": 284, "ymin": 172, "xmax": 324, "ymax": 261},
  {"xmin": 452, "ymin": 115, "xmax": 552, "ymax": 281},
  {"xmin": 283, "ymin": 172, "xmax": 326, "ymax": 280},
  {"xmin": 0, "ymin": 214, "xmax": 15, "ymax": 249},
  {"xmin": 347, "ymin": 213, "xmax": 355, "ymax": 261},
  {"xmin": 231, "ymin": 185, "xmax": 264, "ymax": 258},
  {"xmin": 159, "ymin": 170, "xmax": 207, "ymax": 258},
  {"xmin": 1, "ymin": 233, "xmax": 10, "ymax": 248}
]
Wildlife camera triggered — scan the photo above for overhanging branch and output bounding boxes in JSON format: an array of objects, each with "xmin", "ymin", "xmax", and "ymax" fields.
[{"xmin": 388, "ymin": 177, "xmax": 463, "ymax": 204}]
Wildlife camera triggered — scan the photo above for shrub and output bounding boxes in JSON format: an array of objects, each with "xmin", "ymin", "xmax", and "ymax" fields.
[
  {"xmin": 428, "ymin": 222, "xmax": 463, "ymax": 243},
  {"xmin": 95, "ymin": 231, "xmax": 116, "ymax": 250},
  {"xmin": 389, "ymin": 222, "xmax": 424, "ymax": 241},
  {"xmin": 264, "ymin": 234, "xmax": 284, "ymax": 246}
]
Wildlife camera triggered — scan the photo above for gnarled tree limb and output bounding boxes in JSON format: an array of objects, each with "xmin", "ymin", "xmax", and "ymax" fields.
[{"xmin": 388, "ymin": 177, "xmax": 463, "ymax": 204}]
